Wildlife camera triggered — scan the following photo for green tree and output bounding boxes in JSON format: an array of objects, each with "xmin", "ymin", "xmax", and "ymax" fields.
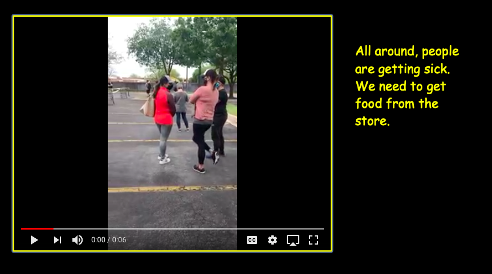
[
  {"xmin": 170, "ymin": 17, "xmax": 237, "ymax": 96},
  {"xmin": 200, "ymin": 17, "xmax": 237, "ymax": 77},
  {"xmin": 195, "ymin": 17, "xmax": 237, "ymax": 97},
  {"xmin": 172, "ymin": 17, "xmax": 210, "ymax": 84},
  {"xmin": 171, "ymin": 69, "xmax": 180, "ymax": 79},
  {"xmin": 127, "ymin": 18, "xmax": 177, "ymax": 76},
  {"xmin": 129, "ymin": 73, "xmax": 141, "ymax": 78},
  {"xmin": 145, "ymin": 67, "xmax": 180, "ymax": 81},
  {"xmin": 191, "ymin": 64, "xmax": 214, "ymax": 82},
  {"xmin": 108, "ymin": 35, "xmax": 123, "ymax": 76},
  {"xmin": 223, "ymin": 62, "xmax": 237, "ymax": 97}
]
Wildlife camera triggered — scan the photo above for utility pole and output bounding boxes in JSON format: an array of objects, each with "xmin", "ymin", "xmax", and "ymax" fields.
[{"xmin": 185, "ymin": 67, "xmax": 188, "ymax": 91}]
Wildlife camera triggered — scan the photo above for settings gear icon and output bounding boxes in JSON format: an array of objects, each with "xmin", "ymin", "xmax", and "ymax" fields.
[{"xmin": 268, "ymin": 235, "xmax": 277, "ymax": 245}]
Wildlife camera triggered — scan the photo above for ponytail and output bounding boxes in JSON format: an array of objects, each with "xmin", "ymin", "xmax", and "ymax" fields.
[
  {"xmin": 153, "ymin": 75, "xmax": 171, "ymax": 99},
  {"xmin": 152, "ymin": 84, "xmax": 159, "ymax": 99}
]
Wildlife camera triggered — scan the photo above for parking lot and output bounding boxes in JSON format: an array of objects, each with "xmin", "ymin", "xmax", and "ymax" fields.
[{"xmin": 108, "ymin": 94, "xmax": 237, "ymax": 250}]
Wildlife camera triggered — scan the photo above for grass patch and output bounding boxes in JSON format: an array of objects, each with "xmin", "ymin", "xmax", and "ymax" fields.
[{"xmin": 227, "ymin": 104, "xmax": 237, "ymax": 116}]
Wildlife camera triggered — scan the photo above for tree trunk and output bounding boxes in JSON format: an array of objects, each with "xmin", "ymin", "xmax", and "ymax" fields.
[
  {"xmin": 218, "ymin": 63, "xmax": 224, "ymax": 76},
  {"xmin": 166, "ymin": 63, "xmax": 172, "ymax": 76},
  {"xmin": 229, "ymin": 82, "xmax": 235, "ymax": 98},
  {"xmin": 198, "ymin": 65, "xmax": 202, "ymax": 85},
  {"xmin": 219, "ymin": 58, "xmax": 225, "ymax": 76}
]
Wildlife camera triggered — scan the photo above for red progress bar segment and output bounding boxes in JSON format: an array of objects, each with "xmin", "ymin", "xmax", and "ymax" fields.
[{"xmin": 21, "ymin": 228, "xmax": 54, "ymax": 230}]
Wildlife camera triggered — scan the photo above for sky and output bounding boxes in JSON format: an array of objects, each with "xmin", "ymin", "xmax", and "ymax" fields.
[{"xmin": 108, "ymin": 17, "xmax": 194, "ymax": 78}]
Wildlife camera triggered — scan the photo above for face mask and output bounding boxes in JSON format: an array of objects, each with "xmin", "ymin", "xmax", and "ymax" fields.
[{"xmin": 214, "ymin": 82, "xmax": 220, "ymax": 89}]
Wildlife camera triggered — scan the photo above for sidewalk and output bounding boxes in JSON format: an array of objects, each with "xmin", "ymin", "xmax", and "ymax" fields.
[{"xmin": 227, "ymin": 114, "xmax": 237, "ymax": 127}]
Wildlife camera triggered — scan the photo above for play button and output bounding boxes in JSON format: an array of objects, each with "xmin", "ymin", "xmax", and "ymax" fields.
[{"xmin": 31, "ymin": 236, "xmax": 38, "ymax": 244}]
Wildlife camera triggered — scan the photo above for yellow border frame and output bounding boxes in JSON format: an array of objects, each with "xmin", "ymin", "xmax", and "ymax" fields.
[{"xmin": 12, "ymin": 14, "xmax": 333, "ymax": 253}]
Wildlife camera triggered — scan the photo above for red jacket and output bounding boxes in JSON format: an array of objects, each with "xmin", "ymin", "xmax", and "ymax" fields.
[{"xmin": 154, "ymin": 87, "xmax": 176, "ymax": 125}]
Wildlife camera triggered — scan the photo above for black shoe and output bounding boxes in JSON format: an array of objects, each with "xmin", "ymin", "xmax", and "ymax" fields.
[
  {"xmin": 193, "ymin": 165, "xmax": 206, "ymax": 174},
  {"xmin": 218, "ymin": 151, "xmax": 225, "ymax": 157}
]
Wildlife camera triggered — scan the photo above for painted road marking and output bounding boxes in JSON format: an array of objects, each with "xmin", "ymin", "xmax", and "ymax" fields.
[
  {"xmin": 108, "ymin": 139, "xmax": 237, "ymax": 143},
  {"xmin": 227, "ymin": 114, "xmax": 237, "ymax": 127},
  {"xmin": 108, "ymin": 185, "xmax": 237, "ymax": 193},
  {"xmin": 108, "ymin": 122, "xmax": 155, "ymax": 125},
  {"xmin": 109, "ymin": 122, "xmax": 235, "ymax": 126}
]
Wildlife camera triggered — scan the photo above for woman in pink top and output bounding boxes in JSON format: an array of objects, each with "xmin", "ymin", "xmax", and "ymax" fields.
[
  {"xmin": 189, "ymin": 69, "xmax": 219, "ymax": 173},
  {"xmin": 153, "ymin": 75, "xmax": 176, "ymax": 164}
]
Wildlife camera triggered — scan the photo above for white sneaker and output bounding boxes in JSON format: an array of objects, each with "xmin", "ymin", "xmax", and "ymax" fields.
[
  {"xmin": 158, "ymin": 154, "xmax": 169, "ymax": 160},
  {"xmin": 159, "ymin": 156, "xmax": 170, "ymax": 165}
]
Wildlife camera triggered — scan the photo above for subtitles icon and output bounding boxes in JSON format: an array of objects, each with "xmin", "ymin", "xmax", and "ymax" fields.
[{"xmin": 247, "ymin": 236, "xmax": 257, "ymax": 244}]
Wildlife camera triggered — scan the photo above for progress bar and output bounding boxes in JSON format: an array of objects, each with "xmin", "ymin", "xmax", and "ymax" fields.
[{"xmin": 23, "ymin": 228, "xmax": 324, "ymax": 231}]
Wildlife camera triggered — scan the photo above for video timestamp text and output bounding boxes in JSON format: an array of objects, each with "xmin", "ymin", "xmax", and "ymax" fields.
[{"xmin": 91, "ymin": 236, "xmax": 127, "ymax": 243}]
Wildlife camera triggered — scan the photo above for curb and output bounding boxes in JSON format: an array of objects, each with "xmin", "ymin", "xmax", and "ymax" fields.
[{"xmin": 227, "ymin": 114, "xmax": 237, "ymax": 128}]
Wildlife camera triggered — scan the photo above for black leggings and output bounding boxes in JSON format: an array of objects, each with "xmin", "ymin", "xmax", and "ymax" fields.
[
  {"xmin": 212, "ymin": 114, "xmax": 227, "ymax": 153},
  {"xmin": 192, "ymin": 123, "xmax": 212, "ymax": 165},
  {"xmin": 176, "ymin": 112, "xmax": 189, "ymax": 129}
]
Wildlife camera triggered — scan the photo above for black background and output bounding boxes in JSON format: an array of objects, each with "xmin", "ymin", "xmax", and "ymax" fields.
[
  {"xmin": 14, "ymin": 17, "xmax": 109, "ymax": 250},
  {"xmin": 12, "ymin": 13, "xmax": 476, "ymax": 252},
  {"xmin": 237, "ymin": 16, "xmax": 331, "ymax": 250}
]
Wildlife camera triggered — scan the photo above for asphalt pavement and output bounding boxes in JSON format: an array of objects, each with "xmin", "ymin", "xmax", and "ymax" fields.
[{"xmin": 108, "ymin": 96, "xmax": 237, "ymax": 250}]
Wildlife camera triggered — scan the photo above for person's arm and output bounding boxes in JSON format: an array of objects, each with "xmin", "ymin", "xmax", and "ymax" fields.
[
  {"xmin": 167, "ymin": 93, "xmax": 176, "ymax": 117},
  {"xmin": 189, "ymin": 87, "xmax": 201, "ymax": 104}
]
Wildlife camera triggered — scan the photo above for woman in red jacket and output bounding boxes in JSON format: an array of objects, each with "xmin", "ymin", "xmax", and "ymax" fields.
[{"xmin": 154, "ymin": 75, "xmax": 176, "ymax": 164}]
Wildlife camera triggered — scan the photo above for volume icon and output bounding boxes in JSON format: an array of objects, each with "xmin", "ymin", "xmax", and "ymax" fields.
[{"xmin": 72, "ymin": 235, "xmax": 83, "ymax": 245}]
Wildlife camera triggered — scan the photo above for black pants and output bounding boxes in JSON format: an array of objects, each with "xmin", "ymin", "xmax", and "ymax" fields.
[
  {"xmin": 212, "ymin": 114, "xmax": 227, "ymax": 154},
  {"xmin": 176, "ymin": 112, "xmax": 189, "ymax": 129},
  {"xmin": 192, "ymin": 123, "xmax": 212, "ymax": 165},
  {"xmin": 146, "ymin": 90, "xmax": 150, "ymax": 95}
]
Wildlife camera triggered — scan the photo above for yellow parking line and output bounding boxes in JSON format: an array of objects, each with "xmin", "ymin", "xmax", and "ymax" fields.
[
  {"xmin": 108, "ymin": 185, "xmax": 237, "ymax": 193},
  {"xmin": 108, "ymin": 139, "xmax": 237, "ymax": 142},
  {"xmin": 108, "ymin": 122, "xmax": 154, "ymax": 125}
]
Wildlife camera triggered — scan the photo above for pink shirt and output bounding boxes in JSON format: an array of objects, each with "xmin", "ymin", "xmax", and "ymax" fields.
[{"xmin": 190, "ymin": 86, "xmax": 218, "ymax": 121}]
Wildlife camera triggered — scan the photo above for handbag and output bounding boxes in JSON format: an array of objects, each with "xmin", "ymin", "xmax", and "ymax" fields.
[{"xmin": 140, "ymin": 95, "xmax": 155, "ymax": 117}]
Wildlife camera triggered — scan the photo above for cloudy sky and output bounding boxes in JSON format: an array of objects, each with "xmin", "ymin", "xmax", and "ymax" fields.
[{"xmin": 108, "ymin": 17, "xmax": 194, "ymax": 78}]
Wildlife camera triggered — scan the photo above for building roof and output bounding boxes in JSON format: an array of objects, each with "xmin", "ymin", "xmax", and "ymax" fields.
[
  {"xmin": 108, "ymin": 77, "xmax": 146, "ymax": 83},
  {"xmin": 108, "ymin": 76, "xmax": 180, "ymax": 83}
]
